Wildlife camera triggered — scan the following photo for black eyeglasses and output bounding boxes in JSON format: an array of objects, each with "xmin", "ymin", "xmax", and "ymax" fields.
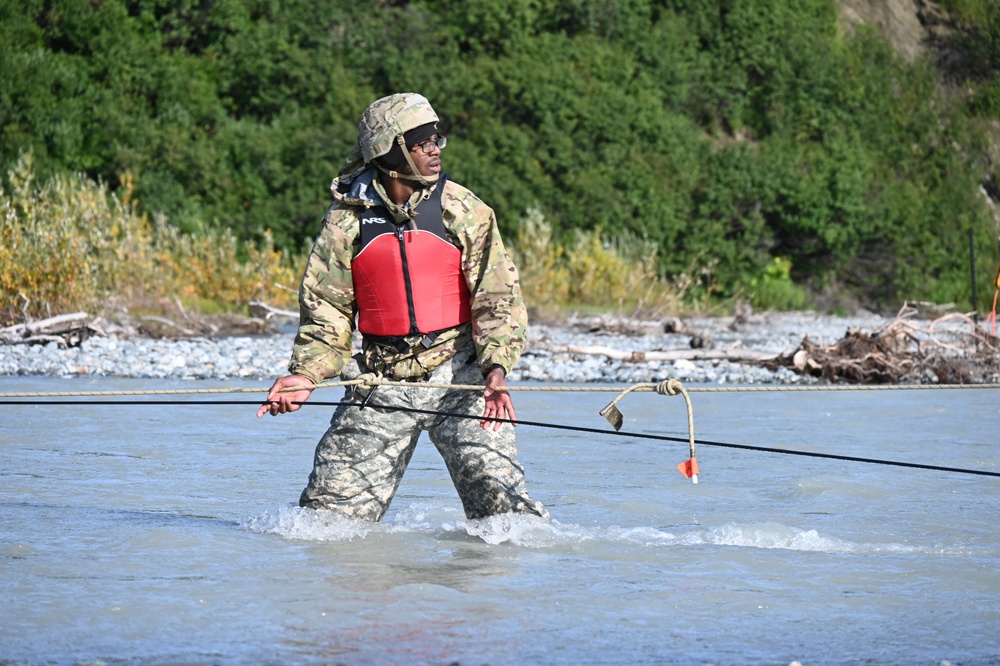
[{"xmin": 412, "ymin": 135, "xmax": 447, "ymax": 154}]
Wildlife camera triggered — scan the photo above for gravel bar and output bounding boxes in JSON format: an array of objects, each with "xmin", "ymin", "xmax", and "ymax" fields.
[{"xmin": 0, "ymin": 312, "xmax": 902, "ymax": 385}]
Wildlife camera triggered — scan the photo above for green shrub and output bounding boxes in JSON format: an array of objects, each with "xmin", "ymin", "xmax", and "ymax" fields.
[
  {"xmin": 511, "ymin": 209, "xmax": 683, "ymax": 315},
  {"xmin": 750, "ymin": 256, "xmax": 811, "ymax": 311},
  {"xmin": 0, "ymin": 154, "xmax": 302, "ymax": 326}
]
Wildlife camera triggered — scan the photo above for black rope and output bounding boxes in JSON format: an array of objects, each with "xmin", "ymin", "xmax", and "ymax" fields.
[{"xmin": 4, "ymin": 397, "xmax": 999, "ymax": 479}]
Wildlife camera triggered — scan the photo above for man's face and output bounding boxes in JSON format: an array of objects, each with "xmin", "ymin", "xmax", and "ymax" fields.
[{"xmin": 407, "ymin": 135, "xmax": 445, "ymax": 177}]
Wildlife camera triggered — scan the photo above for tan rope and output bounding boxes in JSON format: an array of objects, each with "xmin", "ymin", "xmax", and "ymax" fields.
[
  {"xmin": 0, "ymin": 386, "xmax": 269, "ymax": 398},
  {"xmin": 678, "ymin": 383, "xmax": 1000, "ymax": 393},
  {"xmin": 5, "ymin": 378, "xmax": 997, "ymax": 486},
  {"xmin": 1, "ymin": 380, "xmax": 998, "ymax": 400},
  {"xmin": 310, "ymin": 379, "xmax": 1000, "ymax": 394},
  {"xmin": 659, "ymin": 380, "xmax": 696, "ymax": 465},
  {"xmin": 592, "ymin": 379, "xmax": 698, "ymax": 481}
]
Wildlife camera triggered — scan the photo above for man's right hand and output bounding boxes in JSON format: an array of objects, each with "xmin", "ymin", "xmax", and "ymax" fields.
[{"xmin": 257, "ymin": 375, "xmax": 314, "ymax": 417}]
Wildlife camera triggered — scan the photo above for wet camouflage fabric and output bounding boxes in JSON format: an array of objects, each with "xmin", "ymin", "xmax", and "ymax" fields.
[
  {"xmin": 287, "ymin": 173, "xmax": 528, "ymax": 383},
  {"xmin": 299, "ymin": 346, "xmax": 549, "ymax": 521}
]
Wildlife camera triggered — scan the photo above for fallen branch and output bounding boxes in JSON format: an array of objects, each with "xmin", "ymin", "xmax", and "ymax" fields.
[
  {"xmin": 1, "ymin": 312, "xmax": 92, "ymax": 346},
  {"xmin": 17, "ymin": 334, "xmax": 70, "ymax": 348},
  {"xmin": 533, "ymin": 341, "xmax": 777, "ymax": 363},
  {"xmin": 249, "ymin": 300, "xmax": 297, "ymax": 321}
]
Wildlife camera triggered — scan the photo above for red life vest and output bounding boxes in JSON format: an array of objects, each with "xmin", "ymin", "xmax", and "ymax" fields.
[{"xmin": 351, "ymin": 176, "xmax": 471, "ymax": 337}]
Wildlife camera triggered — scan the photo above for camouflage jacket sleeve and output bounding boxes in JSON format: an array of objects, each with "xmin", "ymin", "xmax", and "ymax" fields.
[
  {"xmin": 287, "ymin": 203, "xmax": 359, "ymax": 383},
  {"xmin": 442, "ymin": 181, "xmax": 528, "ymax": 376}
]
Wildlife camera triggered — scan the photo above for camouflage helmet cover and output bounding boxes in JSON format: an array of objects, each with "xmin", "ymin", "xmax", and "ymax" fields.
[{"xmin": 358, "ymin": 93, "xmax": 439, "ymax": 164}]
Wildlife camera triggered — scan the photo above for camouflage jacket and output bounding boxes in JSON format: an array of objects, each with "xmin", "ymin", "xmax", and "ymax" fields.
[{"xmin": 287, "ymin": 167, "xmax": 527, "ymax": 383}]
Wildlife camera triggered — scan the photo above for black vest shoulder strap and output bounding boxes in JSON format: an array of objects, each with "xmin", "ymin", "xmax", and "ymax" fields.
[{"xmin": 357, "ymin": 174, "xmax": 450, "ymax": 250}]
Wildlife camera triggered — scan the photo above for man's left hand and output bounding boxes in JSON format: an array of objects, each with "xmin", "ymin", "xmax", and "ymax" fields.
[{"xmin": 481, "ymin": 366, "xmax": 515, "ymax": 431}]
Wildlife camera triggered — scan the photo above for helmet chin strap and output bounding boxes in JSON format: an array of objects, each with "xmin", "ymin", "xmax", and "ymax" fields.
[{"xmin": 376, "ymin": 135, "xmax": 440, "ymax": 186}]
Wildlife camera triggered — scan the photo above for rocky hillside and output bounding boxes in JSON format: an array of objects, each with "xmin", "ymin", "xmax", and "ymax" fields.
[{"xmin": 841, "ymin": 0, "xmax": 1000, "ymax": 218}]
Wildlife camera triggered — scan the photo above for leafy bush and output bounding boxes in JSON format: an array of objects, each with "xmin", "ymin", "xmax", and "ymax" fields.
[
  {"xmin": 750, "ymin": 257, "xmax": 811, "ymax": 311},
  {"xmin": 0, "ymin": 155, "xmax": 301, "ymax": 326},
  {"xmin": 512, "ymin": 209, "xmax": 682, "ymax": 315}
]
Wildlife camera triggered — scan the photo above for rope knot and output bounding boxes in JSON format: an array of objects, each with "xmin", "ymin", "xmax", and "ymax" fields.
[
  {"xmin": 657, "ymin": 379, "xmax": 684, "ymax": 396},
  {"xmin": 357, "ymin": 372, "xmax": 383, "ymax": 391}
]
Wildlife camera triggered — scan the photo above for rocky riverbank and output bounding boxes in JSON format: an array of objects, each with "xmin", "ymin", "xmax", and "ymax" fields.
[{"xmin": 5, "ymin": 309, "xmax": 983, "ymax": 385}]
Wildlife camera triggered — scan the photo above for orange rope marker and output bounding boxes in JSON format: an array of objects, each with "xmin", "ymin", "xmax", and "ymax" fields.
[{"xmin": 677, "ymin": 456, "xmax": 699, "ymax": 484}]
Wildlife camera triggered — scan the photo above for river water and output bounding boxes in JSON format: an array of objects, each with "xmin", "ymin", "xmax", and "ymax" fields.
[{"xmin": 1, "ymin": 376, "xmax": 998, "ymax": 666}]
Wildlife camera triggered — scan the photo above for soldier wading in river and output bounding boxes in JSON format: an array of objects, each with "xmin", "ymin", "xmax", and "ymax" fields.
[{"xmin": 258, "ymin": 93, "xmax": 548, "ymax": 522}]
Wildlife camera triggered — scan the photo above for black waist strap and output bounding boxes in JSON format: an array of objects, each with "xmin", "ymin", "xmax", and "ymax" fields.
[{"xmin": 363, "ymin": 327, "xmax": 451, "ymax": 355}]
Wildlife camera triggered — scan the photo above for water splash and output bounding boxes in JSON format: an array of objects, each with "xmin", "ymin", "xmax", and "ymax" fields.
[
  {"xmin": 242, "ymin": 507, "xmax": 960, "ymax": 556},
  {"xmin": 241, "ymin": 506, "xmax": 374, "ymax": 541},
  {"xmin": 671, "ymin": 522, "xmax": 950, "ymax": 554},
  {"xmin": 692, "ymin": 522, "xmax": 855, "ymax": 552},
  {"xmin": 445, "ymin": 513, "xmax": 581, "ymax": 546},
  {"xmin": 605, "ymin": 525, "xmax": 678, "ymax": 546}
]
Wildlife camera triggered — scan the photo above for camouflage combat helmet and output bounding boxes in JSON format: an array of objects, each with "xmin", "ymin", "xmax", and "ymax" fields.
[
  {"xmin": 358, "ymin": 93, "xmax": 438, "ymax": 163},
  {"xmin": 354, "ymin": 93, "xmax": 441, "ymax": 186}
]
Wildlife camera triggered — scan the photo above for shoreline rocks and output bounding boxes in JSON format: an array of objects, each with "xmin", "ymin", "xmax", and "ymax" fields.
[{"xmin": 0, "ymin": 312, "xmax": 897, "ymax": 385}]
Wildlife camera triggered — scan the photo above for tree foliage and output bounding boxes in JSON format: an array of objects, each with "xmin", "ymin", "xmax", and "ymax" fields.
[{"xmin": 2, "ymin": 0, "xmax": 997, "ymax": 312}]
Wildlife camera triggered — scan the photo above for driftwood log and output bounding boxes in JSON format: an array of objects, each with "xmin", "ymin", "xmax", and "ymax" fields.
[
  {"xmin": 0, "ymin": 312, "xmax": 94, "ymax": 348},
  {"xmin": 248, "ymin": 300, "xmax": 297, "ymax": 321},
  {"xmin": 0, "ymin": 299, "xmax": 294, "ymax": 346},
  {"xmin": 531, "ymin": 341, "xmax": 776, "ymax": 364}
]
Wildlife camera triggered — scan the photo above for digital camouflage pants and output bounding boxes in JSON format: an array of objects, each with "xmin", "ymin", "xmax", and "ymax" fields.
[{"xmin": 299, "ymin": 346, "xmax": 548, "ymax": 521}]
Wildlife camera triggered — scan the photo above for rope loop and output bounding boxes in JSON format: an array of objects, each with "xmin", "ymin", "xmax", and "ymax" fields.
[{"xmin": 596, "ymin": 378, "xmax": 698, "ymax": 481}]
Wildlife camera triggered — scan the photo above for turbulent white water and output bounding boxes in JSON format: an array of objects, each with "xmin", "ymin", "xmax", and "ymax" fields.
[{"xmin": 2, "ymin": 376, "xmax": 998, "ymax": 665}]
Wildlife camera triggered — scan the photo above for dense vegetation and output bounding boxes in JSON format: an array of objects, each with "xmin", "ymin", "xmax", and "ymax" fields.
[
  {"xmin": 0, "ymin": 154, "xmax": 303, "ymax": 322},
  {"xmin": 2, "ymin": 0, "xmax": 999, "ymax": 323},
  {"xmin": 1, "ymin": 153, "xmax": 673, "ymax": 323}
]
